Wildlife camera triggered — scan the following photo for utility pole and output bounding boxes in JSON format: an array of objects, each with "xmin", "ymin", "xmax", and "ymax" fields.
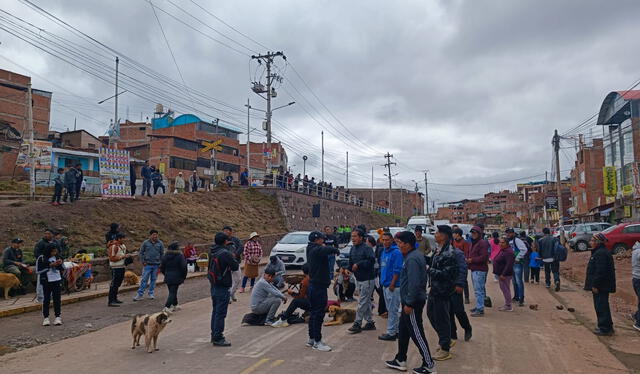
[
  {"xmin": 212, "ymin": 118, "xmax": 219, "ymax": 187},
  {"xmin": 246, "ymin": 98, "xmax": 251, "ymax": 184},
  {"xmin": 383, "ymin": 152, "xmax": 396, "ymax": 214},
  {"xmin": 345, "ymin": 152, "xmax": 349, "ymax": 189},
  {"xmin": 110, "ymin": 56, "xmax": 119, "ymax": 148},
  {"xmin": 371, "ymin": 164, "xmax": 374, "ymax": 208},
  {"xmin": 26, "ymin": 83, "xmax": 34, "ymax": 200},
  {"xmin": 321, "ymin": 131, "xmax": 324, "ymax": 182},
  {"xmin": 251, "ymin": 51, "xmax": 286, "ymax": 185},
  {"xmin": 424, "ymin": 170, "xmax": 429, "ymax": 216},
  {"xmin": 553, "ymin": 129, "xmax": 564, "ymax": 237}
]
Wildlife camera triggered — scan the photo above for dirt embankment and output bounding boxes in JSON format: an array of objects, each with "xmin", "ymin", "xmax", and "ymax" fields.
[
  {"xmin": 561, "ymin": 249, "xmax": 637, "ymax": 318},
  {"xmin": 0, "ymin": 188, "xmax": 288, "ymax": 253}
]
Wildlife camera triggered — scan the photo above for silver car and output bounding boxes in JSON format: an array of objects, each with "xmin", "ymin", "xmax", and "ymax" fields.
[{"xmin": 567, "ymin": 222, "xmax": 612, "ymax": 251}]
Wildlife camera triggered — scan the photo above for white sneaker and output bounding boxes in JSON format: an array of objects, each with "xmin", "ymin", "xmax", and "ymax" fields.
[
  {"xmin": 271, "ymin": 319, "xmax": 289, "ymax": 328},
  {"xmin": 147, "ymin": 295, "xmax": 155, "ymax": 300},
  {"xmin": 54, "ymin": 317, "xmax": 62, "ymax": 326},
  {"xmin": 133, "ymin": 295, "xmax": 143, "ymax": 301},
  {"xmin": 305, "ymin": 339, "xmax": 315, "ymax": 347},
  {"xmin": 313, "ymin": 341, "xmax": 332, "ymax": 352},
  {"xmin": 173, "ymin": 305, "xmax": 181, "ymax": 311},
  {"xmin": 42, "ymin": 317, "xmax": 50, "ymax": 326},
  {"xmin": 162, "ymin": 307, "xmax": 173, "ymax": 314}
]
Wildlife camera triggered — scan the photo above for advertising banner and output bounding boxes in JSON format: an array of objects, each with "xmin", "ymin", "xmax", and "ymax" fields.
[
  {"xmin": 603, "ymin": 166, "xmax": 617, "ymax": 197},
  {"xmin": 99, "ymin": 147, "xmax": 132, "ymax": 198},
  {"xmin": 15, "ymin": 140, "xmax": 52, "ymax": 169}
]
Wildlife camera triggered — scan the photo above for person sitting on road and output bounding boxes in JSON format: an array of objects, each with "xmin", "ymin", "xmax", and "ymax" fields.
[
  {"xmin": 272, "ymin": 265, "xmax": 311, "ymax": 327},
  {"xmin": 334, "ymin": 266, "xmax": 356, "ymax": 302},
  {"xmin": 250, "ymin": 268, "xmax": 287, "ymax": 326},
  {"xmin": 265, "ymin": 255, "xmax": 286, "ymax": 289}
]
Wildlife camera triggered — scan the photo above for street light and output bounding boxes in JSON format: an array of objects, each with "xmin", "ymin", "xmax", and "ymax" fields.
[
  {"xmin": 247, "ymin": 101, "xmax": 295, "ymax": 113},
  {"xmin": 302, "ymin": 155, "xmax": 308, "ymax": 177},
  {"xmin": 97, "ymin": 90, "xmax": 128, "ymax": 104}
]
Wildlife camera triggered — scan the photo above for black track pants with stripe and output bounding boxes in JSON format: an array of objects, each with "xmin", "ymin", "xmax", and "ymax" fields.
[{"xmin": 395, "ymin": 303, "xmax": 434, "ymax": 368}]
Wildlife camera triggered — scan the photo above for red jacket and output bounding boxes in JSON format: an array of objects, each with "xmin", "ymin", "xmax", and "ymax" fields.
[
  {"xmin": 467, "ymin": 239, "xmax": 489, "ymax": 272},
  {"xmin": 452, "ymin": 239, "xmax": 471, "ymax": 257}
]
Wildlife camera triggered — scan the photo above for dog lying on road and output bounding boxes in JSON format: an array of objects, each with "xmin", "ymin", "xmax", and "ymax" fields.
[
  {"xmin": 0, "ymin": 273, "xmax": 21, "ymax": 299},
  {"xmin": 323, "ymin": 305, "xmax": 356, "ymax": 326},
  {"xmin": 131, "ymin": 311, "xmax": 171, "ymax": 353},
  {"xmin": 123, "ymin": 270, "xmax": 139, "ymax": 286}
]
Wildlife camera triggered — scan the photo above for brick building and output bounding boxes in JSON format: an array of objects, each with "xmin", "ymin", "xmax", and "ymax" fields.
[
  {"xmin": 241, "ymin": 141, "xmax": 288, "ymax": 181},
  {"xmin": 348, "ymin": 188, "xmax": 424, "ymax": 220},
  {"xmin": 0, "ymin": 69, "xmax": 52, "ymax": 176},
  {"xmin": 570, "ymin": 138, "xmax": 605, "ymax": 218}
]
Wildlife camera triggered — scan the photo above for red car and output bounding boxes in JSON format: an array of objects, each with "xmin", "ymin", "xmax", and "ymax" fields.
[{"xmin": 601, "ymin": 222, "xmax": 640, "ymax": 253}]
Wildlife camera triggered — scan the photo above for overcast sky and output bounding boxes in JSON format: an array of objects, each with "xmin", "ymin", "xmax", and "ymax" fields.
[{"xmin": 2, "ymin": 0, "xmax": 639, "ymax": 205}]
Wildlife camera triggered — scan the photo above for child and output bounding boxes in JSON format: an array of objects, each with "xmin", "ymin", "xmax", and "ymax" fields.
[
  {"xmin": 36, "ymin": 243, "xmax": 65, "ymax": 326},
  {"xmin": 529, "ymin": 246, "xmax": 541, "ymax": 284},
  {"xmin": 52, "ymin": 168, "xmax": 64, "ymax": 206},
  {"xmin": 81, "ymin": 178, "xmax": 87, "ymax": 193},
  {"xmin": 333, "ymin": 267, "xmax": 356, "ymax": 302}
]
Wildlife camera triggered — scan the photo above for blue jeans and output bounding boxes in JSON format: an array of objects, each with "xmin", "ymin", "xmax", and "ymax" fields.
[
  {"xmin": 512, "ymin": 264, "xmax": 525, "ymax": 302},
  {"xmin": 383, "ymin": 286, "xmax": 401, "ymax": 335},
  {"xmin": 471, "ymin": 271, "xmax": 487, "ymax": 312},
  {"xmin": 210, "ymin": 285, "xmax": 230, "ymax": 342},
  {"xmin": 137, "ymin": 264, "xmax": 159, "ymax": 297}
]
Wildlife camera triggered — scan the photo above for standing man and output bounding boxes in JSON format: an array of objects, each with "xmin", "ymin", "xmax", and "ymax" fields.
[
  {"xmin": 467, "ymin": 226, "xmax": 489, "ymax": 317},
  {"xmin": 174, "ymin": 172, "xmax": 186, "ymax": 193},
  {"xmin": 452, "ymin": 228, "xmax": 471, "ymax": 304},
  {"xmin": 538, "ymin": 227, "xmax": 561, "ymax": 291},
  {"xmin": 585, "ymin": 233, "xmax": 616, "ymax": 336},
  {"xmin": 34, "ymin": 229, "xmax": 57, "ymax": 261},
  {"xmin": 415, "ymin": 226, "xmax": 432, "ymax": 259},
  {"xmin": 348, "ymin": 229, "xmax": 377, "ymax": 334},
  {"xmin": 134, "ymin": 230, "xmax": 165, "ymax": 301},
  {"xmin": 385, "ymin": 231, "xmax": 435, "ymax": 374},
  {"xmin": 520, "ymin": 231, "xmax": 533, "ymax": 283},
  {"xmin": 74, "ymin": 163, "xmax": 83, "ymax": 200},
  {"xmin": 51, "ymin": 168, "xmax": 64, "ymax": 206},
  {"xmin": 632, "ymin": 241, "xmax": 640, "ymax": 331},
  {"xmin": 141, "ymin": 161, "xmax": 152, "ymax": 197},
  {"xmin": 209, "ymin": 232, "xmax": 239, "ymax": 346},
  {"xmin": 240, "ymin": 168, "xmax": 249, "ymax": 186},
  {"xmin": 129, "ymin": 163, "xmax": 137, "ymax": 196},
  {"xmin": 107, "ymin": 233, "xmax": 129, "ymax": 307},
  {"xmin": 2, "ymin": 238, "xmax": 29, "ymax": 293},
  {"xmin": 189, "ymin": 170, "xmax": 199, "ymax": 192},
  {"xmin": 306, "ymin": 231, "xmax": 340, "ymax": 351},
  {"xmin": 378, "ymin": 232, "xmax": 403, "ymax": 341},
  {"xmin": 223, "ymin": 226, "xmax": 243, "ymax": 303},
  {"xmin": 450, "ymin": 240, "xmax": 472, "ymax": 344},
  {"xmin": 63, "ymin": 165, "xmax": 78, "ymax": 202},
  {"xmin": 225, "ymin": 172, "xmax": 234, "ymax": 187},
  {"xmin": 427, "ymin": 225, "xmax": 458, "ymax": 361},
  {"xmin": 323, "ymin": 225, "xmax": 339, "ymax": 276},
  {"xmin": 506, "ymin": 228, "xmax": 527, "ymax": 307}
]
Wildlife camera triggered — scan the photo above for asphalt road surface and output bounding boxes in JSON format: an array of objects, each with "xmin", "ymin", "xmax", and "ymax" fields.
[{"xmin": 1, "ymin": 274, "xmax": 637, "ymax": 373}]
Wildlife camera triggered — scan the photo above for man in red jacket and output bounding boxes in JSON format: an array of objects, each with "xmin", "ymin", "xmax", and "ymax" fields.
[
  {"xmin": 452, "ymin": 228, "xmax": 471, "ymax": 304},
  {"xmin": 465, "ymin": 226, "xmax": 489, "ymax": 317}
]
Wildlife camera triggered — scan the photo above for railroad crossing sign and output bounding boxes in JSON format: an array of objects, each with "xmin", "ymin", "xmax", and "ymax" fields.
[{"xmin": 201, "ymin": 140, "xmax": 223, "ymax": 153}]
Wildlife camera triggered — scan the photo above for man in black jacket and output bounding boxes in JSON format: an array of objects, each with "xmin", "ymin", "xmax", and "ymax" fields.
[
  {"xmin": 209, "ymin": 232, "xmax": 239, "ymax": 347},
  {"xmin": 427, "ymin": 225, "xmax": 458, "ymax": 361},
  {"xmin": 538, "ymin": 227, "xmax": 561, "ymax": 291},
  {"xmin": 348, "ymin": 228, "xmax": 377, "ymax": 334},
  {"xmin": 74, "ymin": 163, "xmax": 83, "ymax": 200},
  {"xmin": 306, "ymin": 231, "xmax": 340, "ymax": 351},
  {"xmin": 63, "ymin": 167, "xmax": 78, "ymax": 202},
  {"xmin": 223, "ymin": 226, "xmax": 243, "ymax": 302},
  {"xmin": 323, "ymin": 225, "xmax": 339, "ymax": 276},
  {"xmin": 385, "ymin": 231, "xmax": 435, "ymax": 374},
  {"xmin": 584, "ymin": 233, "xmax": 616, "ymax": 336}
]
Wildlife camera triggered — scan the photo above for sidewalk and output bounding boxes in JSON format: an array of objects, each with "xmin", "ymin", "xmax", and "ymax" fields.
[{"xmin": 0, "ymin": 260, "xmax": 268, "ymax": 318}]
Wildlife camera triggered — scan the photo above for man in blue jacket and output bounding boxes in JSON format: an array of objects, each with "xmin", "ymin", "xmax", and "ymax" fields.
[
  {"xmin": 348, "ymin": 228, "xmax": 376, "ymax": 334},
  {"xmin": 378, "ymin": 232, "xmax": 404, "ymax": 341},
  {"xmin": 134, "ymin": 229, "xmax": 165, "ymax": 300},
  {"xmin": 141, "ymin": 161, "xmax": 152, "ymax": 197},
  {"xmin": 385, "ymin": 231, "xmax": 435, "ymax": 374}
]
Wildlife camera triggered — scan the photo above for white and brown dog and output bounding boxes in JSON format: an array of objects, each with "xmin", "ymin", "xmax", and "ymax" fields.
[{"xmin": 131, "ymin": 311, "xmax": 171, "ymax": 353}]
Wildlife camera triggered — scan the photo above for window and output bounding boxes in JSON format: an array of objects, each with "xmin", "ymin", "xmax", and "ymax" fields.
[
  {"xmin": 88, "ymin": 143, "xmax": 96, "ymax": 149},
  {"xmin": 623, "ymin": 225, "xmax": 640, "ymax": 234},
  {"xmin": 196, "ymin": 157, "xmax": 211, "ymax": 168},
  {"xmin": 174, "ymin": 138, "xmax": 199, "ymax": 151},
  {"xmin": 169, "ymin": 156, "xmax": 196, "ymax": 171}
]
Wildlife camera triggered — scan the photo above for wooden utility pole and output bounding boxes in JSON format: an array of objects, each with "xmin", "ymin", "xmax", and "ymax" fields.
[
  {"xmin": 553, "ymin": 129, "xmax": 564, "ymax": 236},
  {"xmin": 26, "ymin": 83, "xmax": 34, "ymax": 200},
  {"xmin": 383, "ymin": 152, "xmax": 396, "ymax": 214}
]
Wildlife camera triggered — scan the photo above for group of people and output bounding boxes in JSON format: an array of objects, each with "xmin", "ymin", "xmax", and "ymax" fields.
[{"xmin": 51, "ymin": 163, "xmax": 86, "ymax": 205}]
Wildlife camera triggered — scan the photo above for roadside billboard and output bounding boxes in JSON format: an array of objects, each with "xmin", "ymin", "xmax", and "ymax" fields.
[{"xmin": 99, "ymin": 147, "xmax": 132, "ymax": 198}]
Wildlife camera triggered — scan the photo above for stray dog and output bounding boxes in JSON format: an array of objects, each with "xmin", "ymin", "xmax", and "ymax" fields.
[
  {"xmin": 131, "ymin": 312, "xmax": 171, "ymax": 353},
  {"xmin": 123, "ymin": 270, "xmax": 139, "ymax": 286},
  {"xmin": 323, "ymin": 305, "xmax": 356, "ymax": 326},
  {"xmin": 0, "ymin": 273, "xmax": 21, "ymax": 299}
]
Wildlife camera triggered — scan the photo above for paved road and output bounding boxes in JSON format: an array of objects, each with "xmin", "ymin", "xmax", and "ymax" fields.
[{"xmin": 1, "ymin": 274, "xmax": 637, "ymax": 373}]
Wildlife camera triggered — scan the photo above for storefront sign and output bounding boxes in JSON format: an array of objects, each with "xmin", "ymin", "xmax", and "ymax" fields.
[
  {"xmin": 624, "ymin": 205, "xmax": 632, "ymax": 218},
  {"xmin": 99, "ymin": 147, "xmax": 132, "ymax": 198},
  {"xmin": 545, "ymin": 196, "xmax": 558, "ymax": 211},
  {"xmin": 623, "ymin": 184, "xmax": 634, "ymax": 197},
  {"xmin": 603, "ymin": 166, "xmax": 617, "ymax": 197}
]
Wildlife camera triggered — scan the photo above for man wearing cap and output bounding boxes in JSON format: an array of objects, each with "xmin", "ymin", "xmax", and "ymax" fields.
[
  {"xmin": 209, "ymin": 232, "xmax": 239, "ymax": 346},
  {"xmin": 348, "ymin": 228, "xmax": 377, "ymax": 334},
  {"xmin": 427, "ymin": 225, "xmax": 458, "ymax": 361},
  {"xmin": 223, "ymin": 226, "xmax": 243, "ymax": 302},
  {"xmin": 306, "ymin": 231, "xmax": 340, "ymax": 351},
  {"xmin": 415, "ymin": 226, "xmax": 432, "ymax": 259},
  {"xmin": 3, "ymin": 238, "xmax": 30, "ymax": 293},
  {"xmin": 241, "ymin": 232, "xmax": 262, "ymax": 292},
  {"xmin": 466, "ymin": 226, "xmax": 489, "ymax": 317},
  {"xmin": 506, "ymin": 228, "xmax": 527, "ymax": 307},
  {"xmin": 585, "ymin": 233, "xmax": 616, "ymax": 336}
]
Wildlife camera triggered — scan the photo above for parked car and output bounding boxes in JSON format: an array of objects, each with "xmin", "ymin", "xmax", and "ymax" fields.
[
  {"xmin": 271, "ymin": 231, "xmax": 311, "ymax": 267},
  {"xmin": 567, "ymin": 222, "xmax": 613, "ymax": 251},
  {"xmin": 601, "ymin": 222, "xmax": 640, "ymax": 254},
  {"xmin": 552, "ymin": 225, "xmax": 575, "ymax": 238},
  {"xmin": 406, "ymin": 216, "xmax": 432, "ymax": 232}
]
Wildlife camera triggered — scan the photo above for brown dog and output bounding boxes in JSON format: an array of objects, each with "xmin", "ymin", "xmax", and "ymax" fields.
[
  {"xmin": 131, "ymin": 312, "xmax": 171, "ymax": 353},
  {"xmin": 123, "ymin": 270, "xmax": 139, "ymax": 286},
  {"xmin": 324, "ymin": 305, "xmax": 356, "ymax": 326},
  {"xmin": 0, "ymin": 273, "xmax": 21, "ymax": 299}
]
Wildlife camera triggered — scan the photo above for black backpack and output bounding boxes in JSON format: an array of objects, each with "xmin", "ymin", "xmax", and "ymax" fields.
[{"xmin": 207, "ymin": 250, "xmax": 227, "ymax": 285}]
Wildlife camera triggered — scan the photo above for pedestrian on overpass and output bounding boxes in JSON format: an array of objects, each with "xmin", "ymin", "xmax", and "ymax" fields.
[
  {"xmin": 427, "ymin": 225, "xmax": 457, "ymax": 361},
  {"xmin": 385, "ymin": 231, "xmax": 435, "ymax": 374},
  {"xmin": 585, "ymin": 233, "xmax": 616, "ymax": 336},
  {"xmin": 348, "ymin": 229, "xmax": 377, "ymax": 334},
  {"xmin": 306, "ymin": 231, "xmax": 340, "ymax": 351}
]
